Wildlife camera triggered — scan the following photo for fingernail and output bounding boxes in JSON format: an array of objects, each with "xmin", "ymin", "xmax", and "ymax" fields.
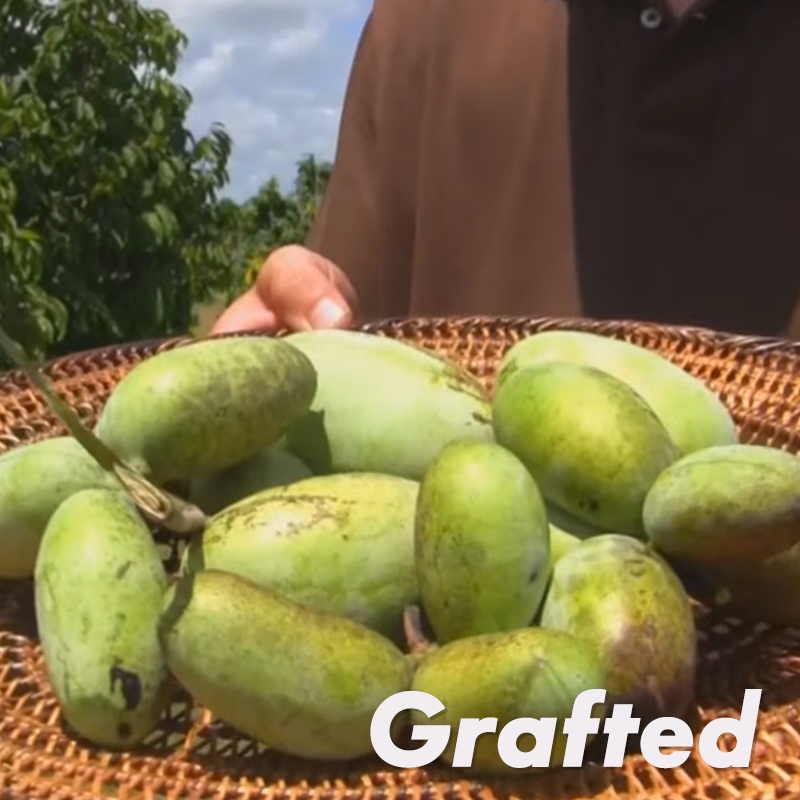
[{"xmin": 309, "ymin": 298, "xmax": 347, "ymax": 328}]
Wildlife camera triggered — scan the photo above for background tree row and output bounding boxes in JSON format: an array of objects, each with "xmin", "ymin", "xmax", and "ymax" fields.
[{"xmin": 0, "ymin": 0, "xmax": 331, "ymax": 369}]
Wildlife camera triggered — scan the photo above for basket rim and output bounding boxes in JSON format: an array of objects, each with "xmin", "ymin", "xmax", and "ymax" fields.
[{"xmin": 3, "ymin": 313, "xmax": 800, "ymax": 381}]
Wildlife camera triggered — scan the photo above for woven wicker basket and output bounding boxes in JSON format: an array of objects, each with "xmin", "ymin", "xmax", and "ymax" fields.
[{"xmin": 2, "ymin": 314, "xmax": 800, "ymax": 800}]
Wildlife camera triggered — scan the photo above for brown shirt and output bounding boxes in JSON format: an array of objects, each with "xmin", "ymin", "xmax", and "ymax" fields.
[{"xmin": 306, "ymin": 0, "xmax": 800, "ymax": 338}]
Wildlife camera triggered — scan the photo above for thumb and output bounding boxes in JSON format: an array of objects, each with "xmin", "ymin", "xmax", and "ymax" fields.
[{"xmin": 256, "ymin": 245, "xmax": 355, "ymax": 331}]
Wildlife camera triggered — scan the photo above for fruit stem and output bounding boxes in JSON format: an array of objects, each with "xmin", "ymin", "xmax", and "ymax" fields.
[
  {"xmin": 114, "ymin": 462, "xmax": 208, "ymax": 535},
  {"xmin": 403, "ymin": 605, "xmax": 433, "ymax": 655},
  {"xmin": 0, "ymin": 322, "xmax": 208, "ymax": 537}
]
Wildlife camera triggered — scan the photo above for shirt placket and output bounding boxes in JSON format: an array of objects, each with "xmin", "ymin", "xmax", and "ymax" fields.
[{"xmin": 635, "ymin": 0, "xmax": 724, "ymax": 31}]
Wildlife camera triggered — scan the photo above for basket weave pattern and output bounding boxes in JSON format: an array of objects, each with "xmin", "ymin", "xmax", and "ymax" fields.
[{"xmin": 2, "ymin": 315, "xmax": 800, "ymax": 800}]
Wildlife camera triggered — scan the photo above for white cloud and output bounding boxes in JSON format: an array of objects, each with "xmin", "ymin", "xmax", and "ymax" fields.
[
  {"xmin": 141, "ymin": 0, "xmax": 372, "ymax": 201},
  {"xmin": 155, "ymin": 0, "xmax": 360, "ymax": 30},
  {"xmin": 267, "ymin": 18, "xmax": 325, "ymax": 59},
  {"xmin": 181, "ymin": 40, "xmax": 237, "ymax": 92}
]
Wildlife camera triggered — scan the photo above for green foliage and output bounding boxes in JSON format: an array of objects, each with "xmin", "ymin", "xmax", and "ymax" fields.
[
  {"xmin": 237, "ymin": 154, "xmax": 332, "ymax": 291},
  {"xmin": 0, "ymin": 0, "xmax": 234, "ymax": 364},
  {"xmin": 0, "ymin": 168, "xmax": 60, "ymax": 361},
  {"xmin": 0, "ymin": 0, "xmax": 334, "ymax": 370}
]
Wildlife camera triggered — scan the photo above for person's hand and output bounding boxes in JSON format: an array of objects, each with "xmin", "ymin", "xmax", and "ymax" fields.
[{"xmin": 211, "ymin": 245, "xmax": 357, "ymax": 335}]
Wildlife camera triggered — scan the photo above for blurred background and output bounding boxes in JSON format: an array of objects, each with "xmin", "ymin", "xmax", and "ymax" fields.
[{"xmin": 0, "ymin": 0, "xmax": 372, "ymax": 368}]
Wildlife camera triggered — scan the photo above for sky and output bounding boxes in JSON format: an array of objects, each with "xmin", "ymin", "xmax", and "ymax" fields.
[{"xmin": 142, "ymin": 0, "xmax": 373, "ymax": 203}]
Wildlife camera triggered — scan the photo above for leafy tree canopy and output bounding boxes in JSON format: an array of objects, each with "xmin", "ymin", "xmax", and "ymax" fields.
[
  {"xmin": 0, "ymin": 0, "xmax": 234, "ymax": 362},
  {"xmin": 0, "ymin": 0, "xmax": 336, "ymax": 372}
]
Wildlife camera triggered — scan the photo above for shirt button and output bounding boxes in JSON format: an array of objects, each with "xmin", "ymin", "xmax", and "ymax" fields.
[{"xmin": 640, "ymin": 7, "xmax": 663, "ymax": 28}]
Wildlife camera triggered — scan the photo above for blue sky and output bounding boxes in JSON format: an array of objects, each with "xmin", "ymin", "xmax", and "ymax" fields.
[{"xmin": 142, "ymin": 0, "xmax": 373, "ymax": 203}]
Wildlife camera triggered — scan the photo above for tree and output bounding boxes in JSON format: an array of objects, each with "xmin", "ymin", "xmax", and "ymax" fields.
[
  {"xmin": 0, "ymin": 0, "xmax": 235, "ymax": 364},
  {"xmin": 237, "ymin": 154, "xmax": 333, "ymax": 289}
]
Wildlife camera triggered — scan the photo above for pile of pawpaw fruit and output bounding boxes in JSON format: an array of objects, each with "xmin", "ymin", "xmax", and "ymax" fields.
[{"xmin": 1, "ymin": 327, "xmax": 799, "ymax": 773}]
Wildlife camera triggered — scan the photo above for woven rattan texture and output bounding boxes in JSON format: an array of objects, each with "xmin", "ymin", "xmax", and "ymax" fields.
[{"xmin": 3, "ymin": 315, "xmax": 800, "ymax": 800}]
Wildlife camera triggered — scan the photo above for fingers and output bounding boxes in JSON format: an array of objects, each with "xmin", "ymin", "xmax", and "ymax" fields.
[
  {"xmin": 210, "ymin": 287, "xmax": 279, "ymax": 335},
  {"xmin": 209, "ymin": 245, "xmax": 357, "ymax": 336},
  {"xmin": 254, "ymin": 245, "xmax": 356, "ymax": 332},
  {"xmin": 310, "ymin": 251, "xmax": 360, "ymax": 315}
]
